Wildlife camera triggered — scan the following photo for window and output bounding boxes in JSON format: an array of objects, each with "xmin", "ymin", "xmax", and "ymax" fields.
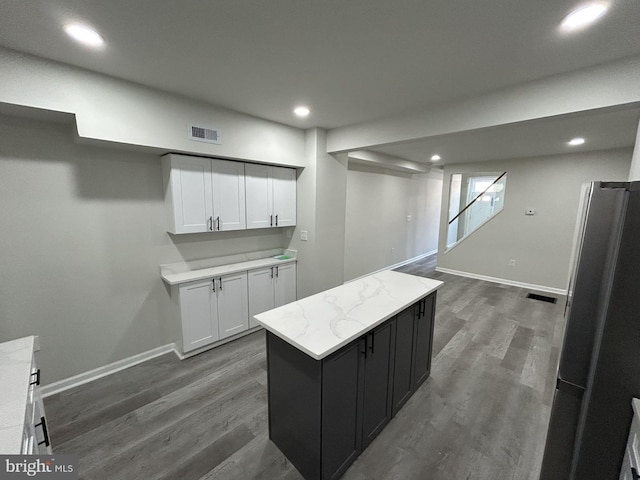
[{"xmin": 446, "ymin": 172, "xmax": 507, "ymax": 249}]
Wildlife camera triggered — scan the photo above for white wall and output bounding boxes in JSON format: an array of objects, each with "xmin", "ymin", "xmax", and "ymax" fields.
[
  {"xmin": 629, "ymin": 120, "xmax": 640, "ymax": 181},
  {"xmin": 437, "ymin": 149, "xmax": 632, "ymax": 291},
  {"xmin": 344, "ymin": 164, "xmax": 442, "ymax": 281},
  {"xmin": 0, "ymin": 114, "xmax": 287, "ymax": 384},
  {"xmin": 0, "ymin": 48, "xmax": 305, "ymax": 167},
  {"xmin": 285, "ymin": 129, "xmax": 348, "ymax": 299}
]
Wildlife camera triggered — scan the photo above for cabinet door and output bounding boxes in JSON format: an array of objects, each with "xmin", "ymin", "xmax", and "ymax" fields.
[
  {"xmin": 33, "ymin": 390, "xmax": 52, "ymax": 454},
  {"xmin": 169, "ymin": 156, "xmax": 214, "ymax": 234},
  {"xmin": 413, "ymin": 295, "xmax": 435, "ymax": 388},
  {"xmin": 217, "ymin": 272, "xmax": 249, "ymax": 340},
  {"xmin": 211, "ymin": 160, "xmax": 246, "ymax": 231},
  {"xmin": 361, "ymin": 321, "xmax": 395, "ymax": 449},
  {"xmin": 392, "ymin": 306, "xmax": 417, "ymax": 416},
  {"xmin": 322, "ymin": 340, "xmax": 364, "ymax": 480},
  {"xmin": 248, "ymin": 267, "xmax": 275, "ymax": 328},
  {"xmin": 245, "ymin": 163, "xmax": 273, "ymax": 229},
  {"xmin": 272, "ymin": 167, "xmax": 297, "ymax": 227},
  {"xmin": 23, "ymin": 372, "xmax": 36, "ymax": 454},
  {"xmin": 274, "ymin": 263, "xmax": 297, "ymax": 308},
  {"xmin": 179, "ymin": 279, "xmax": 219, "ymax": 352}
]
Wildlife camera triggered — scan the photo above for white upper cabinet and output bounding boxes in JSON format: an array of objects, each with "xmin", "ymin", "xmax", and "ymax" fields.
[
  {"xmin": 163, "ymin": 154, "xmax": 246, "ymax": 234},
  {"xmin": 163, "ymin": 155, "xmax": 214, "ymax": 234},
  {"xmin": 211, "ymin": 160, "xmax": 246, "ymax": 231},
  {"xmin": 245, "ymin": 164, "xmax": 273, "ymax": 229},
  {"xmin": 246, "ymin": 164, "xmax": 296, "ymax": 229},
  {"xmin": 272, "ymin": 167, "xmax": 297, "ymax": 227}
]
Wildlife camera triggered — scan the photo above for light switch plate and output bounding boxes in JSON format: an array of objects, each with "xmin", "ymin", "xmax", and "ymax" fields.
[{"xmin": 300, "ymin": 230, "xmax": 308, "ymax": 241}]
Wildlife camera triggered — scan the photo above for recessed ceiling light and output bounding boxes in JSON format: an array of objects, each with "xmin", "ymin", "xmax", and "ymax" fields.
[
  {"xmin": 568, "ymin": 137, "xmax": 585, "ymax": 146},
  {"xmin": 64, "ymin": 23, "xmax": 105, "ymax": 48},
  {"xmin": 560, "ymin": 3, "xmax": 608, "ymax": 31},
  {"xmin": 293, "ymin": 106, "xmax": 310, "ymax": 118},
  {"xmin": 431, "ymin": 154, "xmax": 441, "ymax": 162}
]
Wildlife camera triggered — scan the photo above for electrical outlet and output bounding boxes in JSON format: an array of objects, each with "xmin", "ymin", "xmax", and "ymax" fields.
[
  {"xmin": 406, "ymin": 215, "xmax": 412, "ymax": 222},
  {"xmin": 509, "ymin": 259, "xmax": 516, "ymax": 267},
  {"xmin": 300, "ymin": 230, "xmax": 308, "ymax": 241}
]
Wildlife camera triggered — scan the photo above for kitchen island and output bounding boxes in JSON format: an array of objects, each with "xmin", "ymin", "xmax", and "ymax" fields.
[{"xmin": 254, "ymin": 270, "xmax": 443, "ymax": 480}]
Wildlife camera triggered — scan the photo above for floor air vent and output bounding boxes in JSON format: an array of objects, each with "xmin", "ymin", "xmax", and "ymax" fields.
[{"xmin": 527, "ymin": 293, "xmax": 557, "ymax": 304}]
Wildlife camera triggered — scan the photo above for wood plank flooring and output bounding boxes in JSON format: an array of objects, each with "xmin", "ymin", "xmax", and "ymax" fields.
[{"xmin": 45, "ymin": 256, "xmax": 565, "ymax": 479}]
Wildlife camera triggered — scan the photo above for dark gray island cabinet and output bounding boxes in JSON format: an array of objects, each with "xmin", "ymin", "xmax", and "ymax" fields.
[{"xmin": 254, "ymin": 270, "xmax": 443, "ymax": 480}]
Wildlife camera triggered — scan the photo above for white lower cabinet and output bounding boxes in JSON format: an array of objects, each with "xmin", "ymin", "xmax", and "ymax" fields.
[
  {"xmin": 247, "ymin": 268, "xmax": 275, "ymax": 328},
  {"xmin": 23, "ymin": 364, "xmax": 51, "ymax": 454},
  {"xmin": 248, "ymin": 263, "xmax": 296, "ymax": 328},
  {"xmin": 30, "ymin": 385, "xmax": 51, "ymax": 454},
  {"xmin": 1, "ymin": 337, "xmax": 52, "ymax": 455},
  {"xmin": 179, "ymin": 272, "xmax": 249, "ymax": 353},
  {"xmin": 217, "ymin": 273, "xmax": 250, "ymax": 339}
]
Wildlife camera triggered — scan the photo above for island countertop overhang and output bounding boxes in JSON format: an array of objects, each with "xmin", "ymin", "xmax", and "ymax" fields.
[{"xmin": 253, "ymin": 270, "xmax": 443, "ymax": 360}]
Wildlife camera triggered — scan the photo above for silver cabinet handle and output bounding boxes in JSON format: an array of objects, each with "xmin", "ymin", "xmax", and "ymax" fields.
[
  {"xmin": 275, "ymin": 214, "xmax": 278, "ymax": 227},
  {"xmin": 212, "ymin": 278, "xmax": 216, "ymax": 292},
  {"xmin": 216, "ymin": 216, "xmax": 220, "ymax": 231},
  {"xmin": 219, "ymin": 278, "xmax": 223, "ymax": 291},
  {"xmin": 208, "ymin": 216, "xmax": 213, "ymax": 231},
  {"xmin": 270, "ymin": 215, "xmax": 273, "ymax": 227},
  {"xmin": 270, "ymin": 267, "xmax": 274, "ymax": 279},
  {"xmin": 275, "ymin": 266, "xmax": 279, "ymax": 277}
]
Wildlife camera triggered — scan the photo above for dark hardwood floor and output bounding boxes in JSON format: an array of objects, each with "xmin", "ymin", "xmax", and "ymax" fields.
[{"xmin": 45, "ymin": 255, "xmax": 565, "ymax": 479}]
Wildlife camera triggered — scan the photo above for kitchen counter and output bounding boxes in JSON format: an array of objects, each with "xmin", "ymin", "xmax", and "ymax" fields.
[
  {"xmin": 160, "ymin": 249, "xmax": 296, "ymax": 285},
  {"xmin": 254, "ymin": 269, "xmax": 443, "ymax": 359},
  {"xmin": 0, "ymin": 336, "xmax": 36, "ymax": 454},
  {"xmin": 260, "ymin": 270, "xmax": 442, "ymax": 480}
]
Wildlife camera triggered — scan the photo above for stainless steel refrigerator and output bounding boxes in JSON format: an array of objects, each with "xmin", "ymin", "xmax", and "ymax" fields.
[{"xmin": 540, "ymin": 181, "xmax": 640, "ymax": 480}]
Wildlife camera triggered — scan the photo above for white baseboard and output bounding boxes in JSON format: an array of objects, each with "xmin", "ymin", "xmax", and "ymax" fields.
[
  {"xmin": 174, "ymin": 326, "xmax": 263, "ymax": 360},
  {"xmin": 434, "ymin": 267, "xmax": 567, "ymax": 296},
  {"xmin": 41, "ymin": 343, "xmax": 177, "ymax": 398},
  {"xmin": 346, "ymin": 249, "xmax": 438, "ymax": 283},
  {"xmin": 42, "ymin": 326, "xmax": 267, "ymax": 396}
]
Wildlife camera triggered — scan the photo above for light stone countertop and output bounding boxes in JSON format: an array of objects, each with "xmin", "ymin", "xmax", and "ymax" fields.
[
  {"xmin": 161, "ymin": 250, "xmax": 297, "ymax": 286},
  {"xmin": 0, "ymin": 336, "xmax": 35, "ymax": 454},
  {"xmin": 254, "ymin": 270, "xmax": 443, "ymax": 360}
]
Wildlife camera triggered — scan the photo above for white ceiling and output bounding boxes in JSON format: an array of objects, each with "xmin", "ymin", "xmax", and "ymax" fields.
[
  {"xmin": 0, "ymin": 0, "xmax": 639, "ymax": 163},
  {"xmin": 372, "ymin": 106, "xmax": 640, "ymax": 165}
]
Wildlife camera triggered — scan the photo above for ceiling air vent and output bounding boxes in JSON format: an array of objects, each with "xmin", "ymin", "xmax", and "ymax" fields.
[{"xmin": 188, "ymin": 124, "xmax": 222, "ymax": 145}]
